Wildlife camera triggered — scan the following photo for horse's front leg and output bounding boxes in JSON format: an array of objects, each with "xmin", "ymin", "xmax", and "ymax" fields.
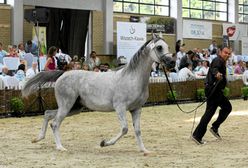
[
  {"xmin": 130, "ymin": 108, "xmax": 150, "ymax": 155},
  {"xmin": 100, "ymin": 106, "xmax": 128, "ymax": 147}
]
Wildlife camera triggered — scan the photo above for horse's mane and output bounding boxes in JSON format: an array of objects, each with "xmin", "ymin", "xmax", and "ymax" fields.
[{"xmin": 122, "ymin": 37, "xmax": 162, "ymax": 74}]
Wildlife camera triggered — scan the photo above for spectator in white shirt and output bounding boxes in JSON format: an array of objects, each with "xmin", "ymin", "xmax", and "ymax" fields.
[
  {"xmin": 195, "ymin": 60, "xmax": 209, "ymax": 76},
  {"xmin": 14, "ymin": 64, "xmax": 26, "ymax": 81},
  {"xmin": 55, "ymin": 48, "xmax": 72, "ymax": 64},
  {"xmin": 87, "ymin": 51, "xmax": 101, "ymax": 71},
  {"xmin": 0, "ymin": 66, "xmax": 10, "ymax": 86},
  {"xmin": 208, "ymin": 40, "xmax": 218, "ymax": 54},
  {"xmin": 26, "ymin": 62, "xmax": 38, "ymax": 79},
  {"xmin": 178, "ymin": 63, "xmax": 196, "ymax": 81}
]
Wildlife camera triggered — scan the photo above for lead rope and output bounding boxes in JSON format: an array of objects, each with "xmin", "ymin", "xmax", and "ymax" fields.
[{"xmin": 162, "ymin": 66, "xmax": 206, "ymax": 114}]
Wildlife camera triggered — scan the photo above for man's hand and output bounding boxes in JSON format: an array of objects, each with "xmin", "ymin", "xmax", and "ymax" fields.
[{"xmin": 215, "ymin": 72, "xmax": 223, "ymax": 80}]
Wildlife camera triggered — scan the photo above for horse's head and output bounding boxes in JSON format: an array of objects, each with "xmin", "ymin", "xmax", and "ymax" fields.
[{"xmin": 148, "ymin": 34, "xmax": 175, "ymax": 70}]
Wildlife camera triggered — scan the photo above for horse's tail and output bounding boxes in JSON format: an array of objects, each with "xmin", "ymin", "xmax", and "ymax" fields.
[{"xmin": 22, "ymin": 70, "xmax": 65, "ymax": 97}]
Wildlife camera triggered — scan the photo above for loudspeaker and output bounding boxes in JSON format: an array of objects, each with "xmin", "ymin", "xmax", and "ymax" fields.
[{"xmin": 24, "ymin": 8, "xmax": 49, "ymax": 23}]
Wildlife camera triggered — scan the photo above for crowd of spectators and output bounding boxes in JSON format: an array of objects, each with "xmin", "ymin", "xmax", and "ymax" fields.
[
  {"xmin": 1, "ymin": 39, "xmax": 248, "ymax": 88},
  {"xmin": 0, "ymin": 40, "xmax": 112, "ymax": 89}
]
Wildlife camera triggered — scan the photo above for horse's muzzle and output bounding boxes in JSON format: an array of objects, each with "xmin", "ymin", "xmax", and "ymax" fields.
[{"xmin": 161, "ymin": 55, "xmax": 175, "ymax": 69}]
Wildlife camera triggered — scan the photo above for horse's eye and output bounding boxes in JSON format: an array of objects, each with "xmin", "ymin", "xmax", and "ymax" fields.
[{"xmin": 156, "ymin": 45, "xmax": 163, "ymax": 52}]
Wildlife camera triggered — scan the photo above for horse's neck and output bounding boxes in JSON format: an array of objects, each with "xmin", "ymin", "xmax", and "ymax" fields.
[{"xmin": 125, "ymin": 55, "xmax": 153, "ymax": 86}]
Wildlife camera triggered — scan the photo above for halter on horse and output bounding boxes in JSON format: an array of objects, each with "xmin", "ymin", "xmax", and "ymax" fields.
[{"xmin": 22, "ymin": 34, "xmax": 175, "ymax": 155}]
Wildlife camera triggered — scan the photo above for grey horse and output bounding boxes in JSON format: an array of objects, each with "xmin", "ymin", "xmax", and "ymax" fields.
[{"xmin": 22, "ymin": 34, "xmax": 175, "ymax": 155}]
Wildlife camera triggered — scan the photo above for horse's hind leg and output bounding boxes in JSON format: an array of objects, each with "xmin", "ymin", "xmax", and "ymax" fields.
[
  {"xmin": 130, "ymin": 108, "xmax": 149, "ymax": 154},
  {"xmin": 50, "ymin": 106, "xmax": 70, "ymax": 151},
  {"xmin": 32, "ymin": 109, "xmax": 57, "ymax": 143},
  {"xmin": 100, "ymin": 106, "xmax": 128, "ymax": 147}
]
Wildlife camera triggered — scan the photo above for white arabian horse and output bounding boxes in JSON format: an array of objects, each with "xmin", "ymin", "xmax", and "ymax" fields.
[{"xmin": 22, "ymin": 34, "xmax": 175, "ymax": 155}]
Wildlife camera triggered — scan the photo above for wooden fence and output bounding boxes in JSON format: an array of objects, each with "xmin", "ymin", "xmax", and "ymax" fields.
[{"xmin": 0, "ymin": 79, "xmax": 245, "ymax": 117}]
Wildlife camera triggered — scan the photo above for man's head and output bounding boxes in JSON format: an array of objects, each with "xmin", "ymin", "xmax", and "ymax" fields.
[
  {"xmin": 219, "ymin": 46, "xmax": 231, "ymax": 61},
  {"xmin": 2, "ymin": 66, "xmax": 9, "ymax": 75},
  {"xmin": 90, "ymin": 51, "xmax": 96, "ymax": 58},
  {"xmin": 27, "ymin": 40, "xmax": 32, "ymax": 48}
]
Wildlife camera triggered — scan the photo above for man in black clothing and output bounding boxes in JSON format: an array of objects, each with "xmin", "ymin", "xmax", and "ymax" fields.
[{"xmin": 192, "ymin": 46, "xmax": 232, "ymax": 145}]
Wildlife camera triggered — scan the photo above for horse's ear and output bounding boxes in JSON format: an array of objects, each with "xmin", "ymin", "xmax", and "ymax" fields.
[
  {"xmin": 159, "ymin": 32, "xmax": 163, "ymax": 38},
  {"xmin": 152, "ymin": 33, "xmax": 157, "ymax": 39}
]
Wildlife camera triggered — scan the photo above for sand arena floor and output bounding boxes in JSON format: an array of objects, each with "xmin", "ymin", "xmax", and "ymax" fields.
[{"xmin": 0, "ymin": 99, "xmax": 248, "ymax": 168}]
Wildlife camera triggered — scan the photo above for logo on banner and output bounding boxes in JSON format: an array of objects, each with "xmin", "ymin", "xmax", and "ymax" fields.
[
  {"xmin": 130, "ymin": 25, "xmax": 135, "ymax": 34},
  {"xmin": 226, "ymin": 26, "xmax": 236, "ymax": 37}
]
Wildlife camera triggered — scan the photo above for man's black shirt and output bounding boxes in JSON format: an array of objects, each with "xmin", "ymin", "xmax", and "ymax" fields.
[{"xmin": 205, "ymin": 56, "xmax": 227, "ymax": 92}]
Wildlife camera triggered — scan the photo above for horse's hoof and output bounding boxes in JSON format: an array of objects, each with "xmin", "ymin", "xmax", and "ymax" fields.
[
  {"xmin": 31, "ymin": 139, "xmax": 38, "ymax": 143},
  {"xmin": 143, "ymin": 150, "xmax": 152, "ymax": 156},
  {"xmin": 56, "ymin": 146, "xmax": 67, "ymax": 151},
  {"xmin": 100, "ymin": 140, "xmax": 106, "ymax": 147}
]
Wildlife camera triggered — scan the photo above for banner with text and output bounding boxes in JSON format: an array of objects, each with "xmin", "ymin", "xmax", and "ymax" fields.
[
  {"xmin": 117, "ymin": 22, "xmax": 146, "ymax": 62},
  {"xmin": 183, "ymin": 20, "xmax": 212, "ymax": 39}
]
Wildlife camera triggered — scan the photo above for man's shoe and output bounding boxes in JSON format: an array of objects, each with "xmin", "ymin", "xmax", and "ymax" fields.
[
  {"xmin": 209, "ymin": 127, "xmax": 222, "ymax": 140},
  {"xmin": 191, "ymin": 135, "xmax": 206, "ymax": 145}
]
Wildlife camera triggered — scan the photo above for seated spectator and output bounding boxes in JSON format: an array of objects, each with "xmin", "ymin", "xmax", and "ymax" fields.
[
  {"xmin": 100, "ymin": 63, "xmax": 111, "ymax": 72},
  {"xmin": 6, "ymin": 45, "xmax": 18, "ymax": 57},
  {"xmin": 18, "ymin": 42, "xmax": 26, "ymax": 60},
  {"xmin": 55, "ymin": 48, "xmax": 72, "ymax": 64},
  {"xmin": 88, "ymin": 51, "xmax": 101, "ymax": 70},
  {"xmin": 178, "ymin": 63, "xmax": 196, "ymax": 81},
  {"xmin": 168, "ymin": 72, "xmax": 179, "ymax": 82},
  {"xmin": 195, "ymin": 60, "xmax": 209, "ymax": 76},
  {"xmin": 104, "ymin": 63, "xmax": 111, "ymax": 72},
  {"xmin": 63, "ymin": 63, "xmax": 73, "ymax": 71},
  {"xmin": 234, "ymin": 60, "xmax": 245, "ymax": 75},
  {"xmin": 25, "ymin": 40, "xmax": 38, "ymax": 56},
  {"xmin": 226, "ymin": 59, "xmax": 234, "ymax": 75},
  {"xmin": 73, "ymin": 62, "xmax": 81, "ymax": 70},
  {"xmin": 176, "ymin": 46, "xmax": 186, "ymax": 61},
  {"xmin": 44, "ymin": 46, "xmax": 57, "ymax": 71},
  {"xmin": 55, "ymin": 53, "xmax": 68, "ymax": 70},
  {"xmin": 200, "ymin": 49, "xmax": 210, "ymax": 61},
  {"xmin": 82, "ymin": 62, "xmax": 89, "ymax": 71},
  {"xmin": 242, "ymin": 62, "xmax": 248, "ymax": 85},
  {"xmin": 0, "ymin": 66, "xmax": 10, "ymax": 86},
  {"xmin": 194, "ymin": 48, "xmax": 203, "ymax": 59},
  {"xmin": 0, "ymin": 65, "xmax": 9, "ymax": 77},
  {"xmin": 93, "ymin": 66, "xmax": 100, "ymax": 72},
  {"xmin": 14, "ymin": 64, "xmax": 26, "ymax": 81},
  {"xmin": 193, "ymin": 60, "xmax": 203, "ymax": 72},
  {"xmin": 0, "ymin": 42, "xmax": 7, "ymax": 66},
  {"xmin": 26, "ymin": 62, "xmax": 38, "ymax": 79}
]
